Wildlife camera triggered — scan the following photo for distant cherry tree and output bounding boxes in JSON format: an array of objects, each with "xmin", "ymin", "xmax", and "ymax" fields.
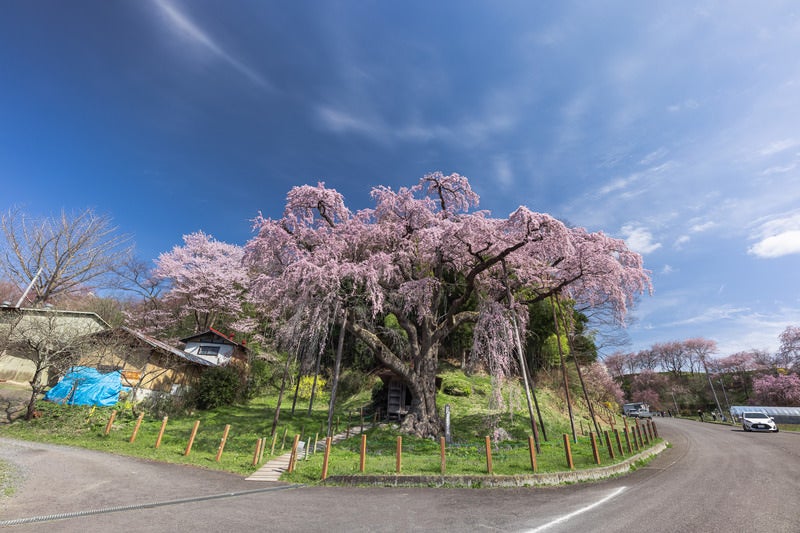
[
  {"xmin": 630, "ymin": 369, "xmax": 669, "ymax": 410},
  {"xmin": 777, "ymin": 326, "xmax": 800, "ymax": 372},
  {"xmin": 752, "ymin": 373, "xmax": 800, "ymax": 406},
  {"xmin": 602, "ymin": 351, "xmax": 627, "ymax": 379},
  {"xmin": 583, "ymin": 361, "xmax": 624, "ymax": 406},
  {"xmin": 154, "ymin": 231, "xmax": 249, "ymax": 333},
  {"xmin": 245, "ymin": 173, "xmax": 651, "ymax": 437}
]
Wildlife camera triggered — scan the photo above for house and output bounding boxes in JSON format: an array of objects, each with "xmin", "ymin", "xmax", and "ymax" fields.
[
  {"xmin": 0, "ymin": 306, "xmax": 110, "ymax": 385},
  {"xmin": 179, "ymin": 328, "xmax": 250, "ymax": 371},
  {"xmin": 77, "ymin": 326, "xmax": 218, "ymax": 401}
]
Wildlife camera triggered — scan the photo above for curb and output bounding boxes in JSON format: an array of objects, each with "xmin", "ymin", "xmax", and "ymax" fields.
[{"xmin": 323, "ymin": 441, "xmax": 668, "ymax": 488}]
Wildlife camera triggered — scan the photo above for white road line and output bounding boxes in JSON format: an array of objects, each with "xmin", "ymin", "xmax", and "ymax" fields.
[{"xmin": 523, "ymin": 486, "xmax": 627, "ymax": 532}]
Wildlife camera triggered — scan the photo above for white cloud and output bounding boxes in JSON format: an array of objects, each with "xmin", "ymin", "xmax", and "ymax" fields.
[
  {"xmin": 493, "ymin": 156, "xmax": 514, "ymax": 188},
  {"xmin": 761, "ymin": 163, "xmax": 797, "ymax": 176},
  {"xmin": 749, "ymin": 230, "xmax": 800, "ymax": 258},
  {"xmin": 620, "ymin": 224, "xmax": 662, "ymax": 254},
  {"xmin": 152, "ymin": 0, "xmax": 269, "ymax": 88},
  {"xmin": 759, "ymin": 138, "xmax": 799, "ymax": 157},
  {"xmin": 316, "ymin": 106, "xmax": 381, "ymax": 136},
  {"xmin": 667, "ymin": 99, "xmax": 699, "ymax": 112},
  {"xmin": 689, "ymin": 221, "xmax": 715, "ymax": 233},
  {"xmin": 661, "ymin": 264, "xmax": 674, "ymax": 274},
  {"xmin": 748, "ymin": 210, "xmax": 800, "ymax": 258},
  {"xmin": 674, "ymin": 235, "xmax": 690, "ymax": 249}
]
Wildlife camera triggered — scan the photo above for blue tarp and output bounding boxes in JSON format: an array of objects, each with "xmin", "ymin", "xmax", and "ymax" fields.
[{"xmin": 45, "ymin": 366, "xmax": 130, "ymax": 407}]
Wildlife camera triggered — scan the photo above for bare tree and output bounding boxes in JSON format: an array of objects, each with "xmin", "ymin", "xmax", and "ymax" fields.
[
  {"xmin": 1, "ymin": 207, "xmax": 131, "ymax": 305},
  {"xmin": 0, "ymin": 309, "xmax": 98, "ymax": 419}
]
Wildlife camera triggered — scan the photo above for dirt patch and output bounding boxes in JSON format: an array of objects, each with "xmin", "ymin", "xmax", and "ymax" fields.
[{"xmin": 0, "ymin": 383, "xmax": 31, "ymax": 424}]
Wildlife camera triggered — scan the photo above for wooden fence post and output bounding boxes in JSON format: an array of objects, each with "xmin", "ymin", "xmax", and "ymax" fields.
[
  {"xmin": 624, "ymin": 426, "xmax": 632, "ymax": 454},
  {"xmin": 528, "ymin": 435, "xmax": 537, "ymax": 472},
  {"xmin": 215, "ymin": 424, "xmax": 231, "ymax": 462},
  {"xmin": 155, "ymin": 416, "xmax": 168, "ymax": 449},
  {"xmin": 184, "ymin": 420, "xmax": 200, "ymax": 456},
  {"xmin": 396, "ymin": 436, "xmax": 402, "ymax": 474},
  {"xmin": 252, "ymin": 438, "xmax": 262, "ymax": 466},
  {"xmin": 270, "ymin": 432, "xmax": 278, "ymax": 456},
  {"xmin": 183, "ymin": 420, "xmax": 200, "ymax": 455},
  {"xmin": 589, "ymin": 432, "xmax": 601, "ymax": 465},
  {"xmin": 614, "ymin": 428, "xmax": 624, "ymax": 456},
  {"xmin": 281, "ymin": 427, "xmax": 288, "ymax": 451},
  {"xmin": 129, "ymin": 412, "xmax": 145, "ymax": 443},
  {"xmin": 104, "ymin": 410, "xmax": 117, "ymax": 436},
  {"xmin": 321, "ymin": 437, "xmax": 332, "ymax": 480},
  {"xmin": 358, "ymin": 434, "xmax": 367, "ymax": 472},
  {"xmin": 305, "ymin": 437, "xmax": 312, "ymax": 461},
  {"xmin": 563, "ymin": 434, "xmax": 574, "ymax": 470},
  {"xmin": 287, "ymin": 434, "xmax": 300, "ymax": 473},
  {"xmin": 440, "ymin": 436, "xmax": 446, "ymax": 474},
  {"xmin": 651, "ymin": 420, "xmax": 659, "ymax": 439},
  {"xmin": 313, "ymin": 432, "xmax": 319, "ymax": 455},
  {"xmin": 485, "ymin": 436, "xmax": 493, "ymax": 474},
  {"xmin": 604, "ymin": 430, "xmax": 615, "ymax": 460}
]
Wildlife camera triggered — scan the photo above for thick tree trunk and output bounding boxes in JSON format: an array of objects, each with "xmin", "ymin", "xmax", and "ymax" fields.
[{"xmin": 400, "ymin": 352, "xmax": 443, "ymax": 438}]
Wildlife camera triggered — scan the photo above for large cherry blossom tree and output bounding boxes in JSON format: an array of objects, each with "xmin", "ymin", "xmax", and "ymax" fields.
[
  {"xmin": 154, "ymin": 231, "xmax": 249, "ymax": 334},
  {"xmin": 245, "ymin": 173, "xmax": 651, "ymax": 437}
]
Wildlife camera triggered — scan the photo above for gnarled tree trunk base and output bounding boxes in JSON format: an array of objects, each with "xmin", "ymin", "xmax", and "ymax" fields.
[{"xmin": 400, "ymin": 409, "xmax": 443, "ymax": 439}]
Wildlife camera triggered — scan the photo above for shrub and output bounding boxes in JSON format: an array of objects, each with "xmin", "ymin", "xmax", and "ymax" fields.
[
  {"xmin": 297, "ymin": 375, "xmax": 327, "ymax": 400},
  {"xmin": 442, "ymin": 374, "xmax": 472, "ymax": 397},
  {"xmin": 244, "ymin": 359, "xmax": 273, "ymax": 399},
  {"xmin": 333, "ymin": 369, "xmax": 374, "ymax": 399},
  {"xmin": 192, "ymin": 367, "xmax": 242, "ymax": 410}
]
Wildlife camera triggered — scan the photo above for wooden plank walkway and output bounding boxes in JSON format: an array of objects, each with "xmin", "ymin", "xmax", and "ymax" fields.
[{"xmin": 246, "ymin": 427, "xmax": 366, "ymax": 482}]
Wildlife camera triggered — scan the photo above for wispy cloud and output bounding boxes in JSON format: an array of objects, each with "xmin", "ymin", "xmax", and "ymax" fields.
[
  {"xmin": 759, "ymin": 138, "xmax": 799, "ymax": 157},
  {"xmin": 748, "ymin": 209, "xmax": 800, "ymax": 258},
  {"xmin": 152, "ymin": 0, "xmax": 269, "ymax": 88},
  {"xmin": 620, "ymin": 224, "xmax": 662, "ymax": 254}
]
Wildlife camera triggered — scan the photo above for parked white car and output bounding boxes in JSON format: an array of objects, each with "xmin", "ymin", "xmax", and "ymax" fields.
[{"xmin": 741, "ymin": 411, "xmax": 778, "ymax": 432}]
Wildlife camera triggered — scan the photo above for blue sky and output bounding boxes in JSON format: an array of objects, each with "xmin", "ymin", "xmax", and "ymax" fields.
[{"xmin": 2, "ymin": 1, "xmax": 799, "ymax": 356}]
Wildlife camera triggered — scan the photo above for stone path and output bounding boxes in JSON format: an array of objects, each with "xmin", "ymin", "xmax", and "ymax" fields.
[{"xmin": 246, "ymin": 427, "xmax": 365, "ymax": 482}]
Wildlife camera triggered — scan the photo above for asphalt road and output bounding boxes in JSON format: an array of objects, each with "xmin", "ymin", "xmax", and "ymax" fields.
[{"xmin": 1, "ymin": 417, "xmax": 798, "ymax": 532}]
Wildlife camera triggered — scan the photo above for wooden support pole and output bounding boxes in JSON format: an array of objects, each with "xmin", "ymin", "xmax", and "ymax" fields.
[
  {"xmin": 287, "ymin": 434, "xmax": 300, "ymax": 473},
  {"xmin": 259, "ymin": 435, "xmax": 266, "ymax": 462},
  {"xmin": 485, "ymin": 436, "xmax": 493, "ymax": 474},
  {"xmin": 651, "ymin": 420, "xmax": 659, "ymax": 439},
  {"xmin": 215, "ymin": 424, "xmax": 231, "ymax": 462},
  {"xmin": 563, "ymin": 434, "xmax": 574, "ymax": 470},
  {"xmin": 313, "ymin": 432, "xmax": 319, "ymax": 455},
  {"xmin": 281, "ymin": 426, "xmax": 289, "ymax": 451},
  {"xmin": 155, "ymin": 416, "xmax": 168, "ymax": 449},
  {"xmin": 440, "ymin": 436, "xmax": 446, "ymax": 475},
  {"xmin": 396, "ymin": 436, "xmax": 402, "ymax": 474},
  {"xmin": 184, "ymin": 420, "xmax": 200, "ymax": 456},
  {"xmin": 528, "ymin": 435, "xmax": 538, "ymax": 472},
  {"xmin": 604, "ymin": 430, "xmax": 615, "ymax": 460},
  {"xmin": 129, "ymin": 412, "xmax": 145, "ymax": 443},
  {"xmin": 614, "ymin": 428, "xmax": 624, "ymax": 456},
  {"xmin": 589, "ymin": 432, "xmax": 601, "ymax": 465},
  {"xmin": 321, "ymin": 437, "xmax": 332, "ymax": 480},
  {"xmin": 623, "ymin": 426, "xmax": 632, "ymax": 454},
  {"xmin": 305, "ymin": 437, "xmax": 311, "ymax": 461},
  {"xmin": 359, "ymin": 434, "xmax": 367, "ymax": 472},
  {"xmin": 252, "ymin": 438, "xmax": 262, "ymax": 466},
  {"xmin": 104, "ymin": 410, "xmax": 117, "ymax": 435},
  {"xmin": 642, "ymin": 423, "xmax": 650, "ymax": 445},
  {"xmin": 270, "ymin": 432, "xmax": 278, "ymax": 456}
]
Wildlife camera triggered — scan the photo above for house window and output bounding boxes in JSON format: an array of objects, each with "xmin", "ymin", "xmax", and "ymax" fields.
[{"xmin": 198, "ymin": 345, "xmax": 220, "ymax": 356}]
